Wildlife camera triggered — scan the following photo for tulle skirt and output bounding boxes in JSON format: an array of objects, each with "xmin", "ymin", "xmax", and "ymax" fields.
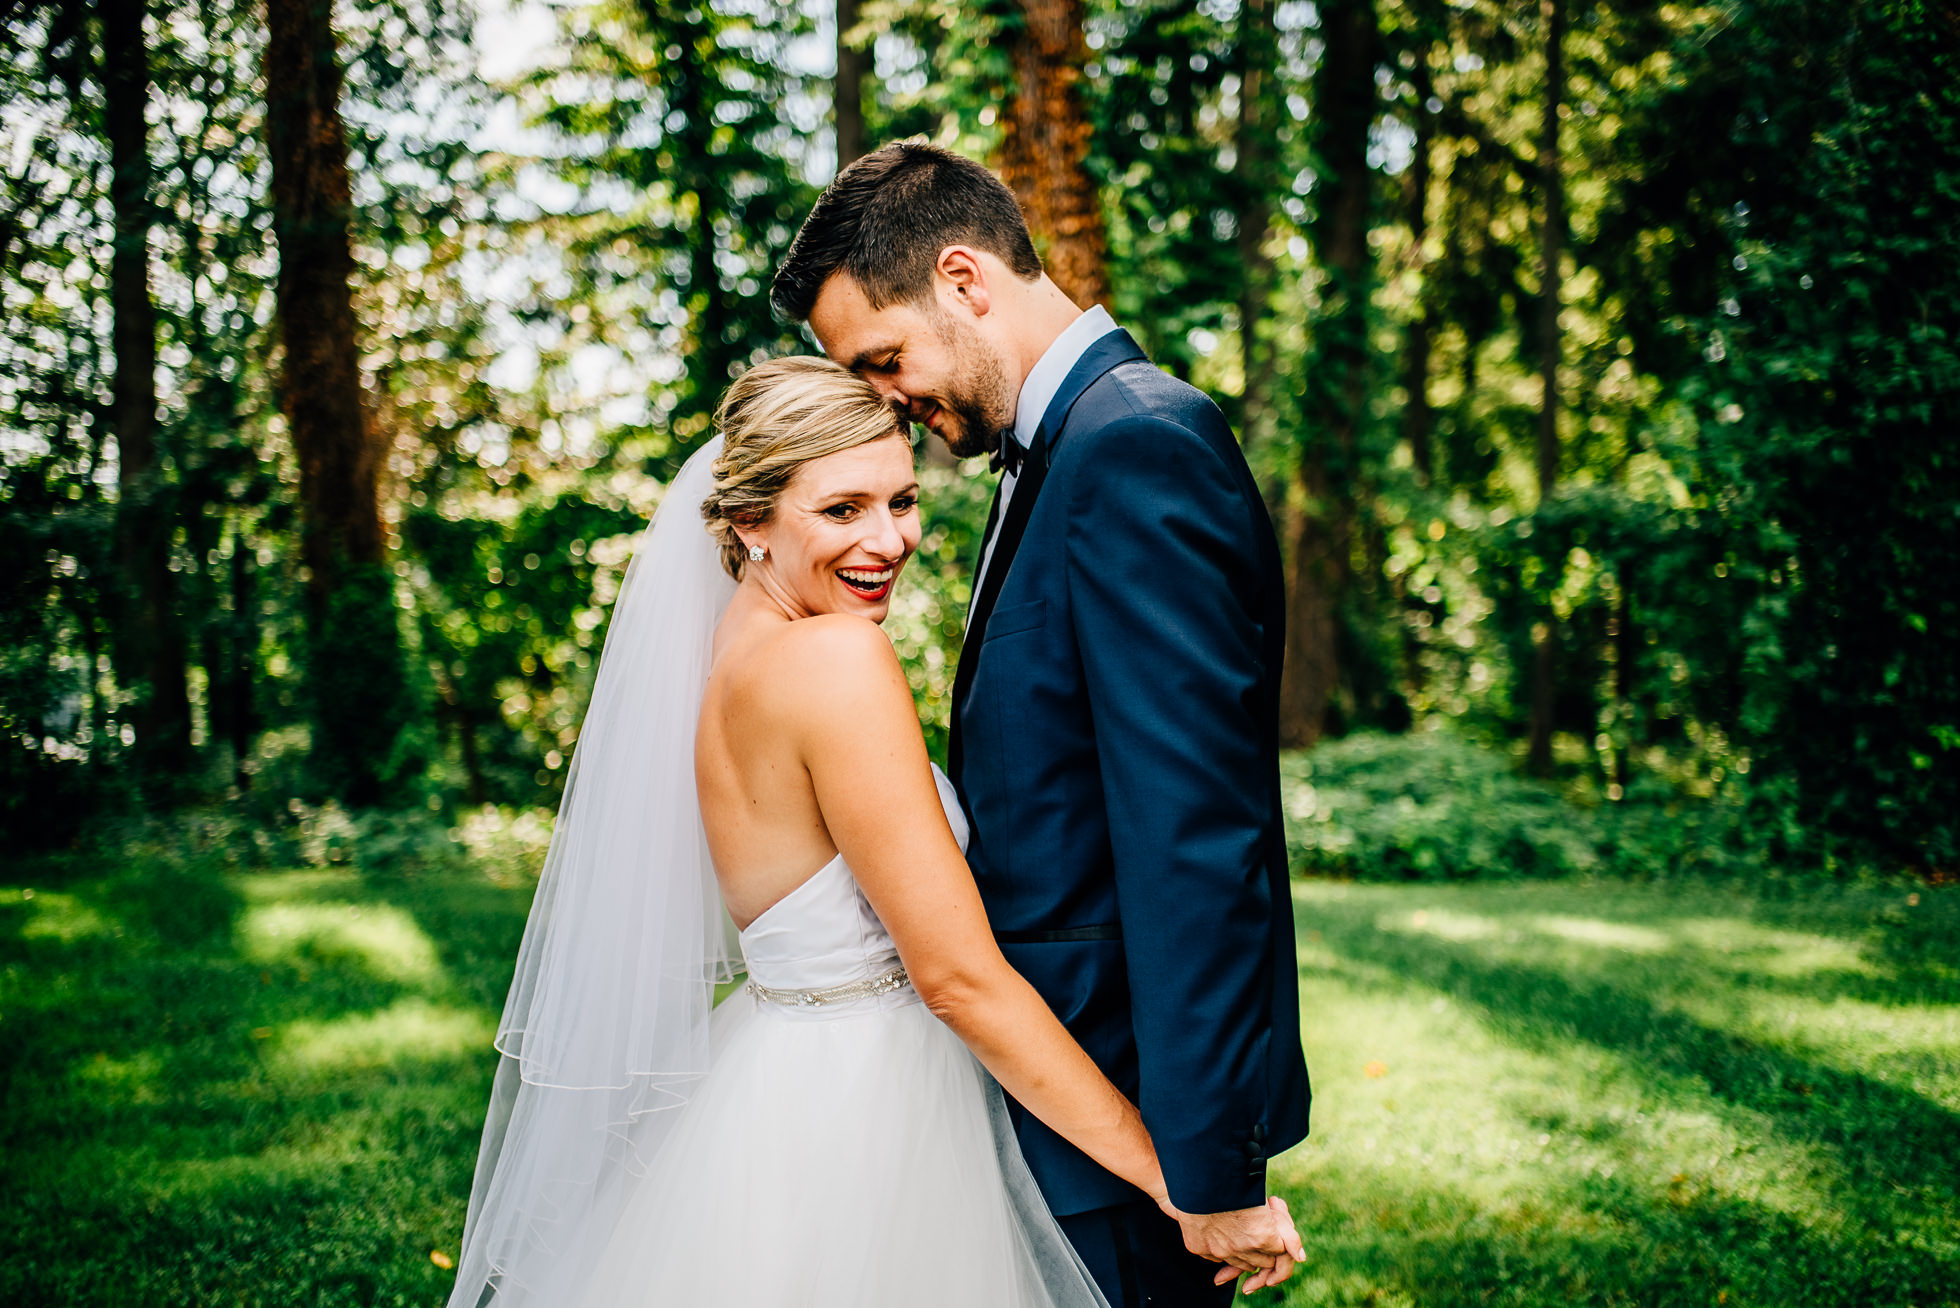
[{"xmin": 572, "ymin": 991, "xmax": 1108, "ymax": 1308}]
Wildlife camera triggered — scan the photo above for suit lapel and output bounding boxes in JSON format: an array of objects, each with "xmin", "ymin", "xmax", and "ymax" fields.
[
  {"xmin": 961, "ymin": 429, "xmax": 1048, "ymax": 663},
  {"xmin": 950, "ymin": 330, "xmax": 1151, "ymax": 743}
]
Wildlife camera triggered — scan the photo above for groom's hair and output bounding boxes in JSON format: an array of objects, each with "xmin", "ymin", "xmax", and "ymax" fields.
[{"xmin": 772, "ymin": 141, "xmax": 1043, "ymax": 321}]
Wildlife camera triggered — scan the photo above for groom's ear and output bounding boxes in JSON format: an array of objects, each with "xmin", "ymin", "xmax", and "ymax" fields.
[{"xmin": 933, "ymin": 245, "xmax": 993, "ymax": 319}]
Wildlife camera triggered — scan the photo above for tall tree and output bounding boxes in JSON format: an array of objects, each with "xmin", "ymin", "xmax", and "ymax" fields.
[
  {"xmin": 263, "ymin": 0, "xmax": 407, "ymax": 804},
  {"xmin": 1236, "ymin": 0, "xmax": 1279, "ymax": 452},
  {"xmin": 1278, "ymin": 0, "xmax": 1378, "ymax": 747},
  {"xmin": 1524, "ymin": 0, "xmax": 1565, "ymax": 775},
  {"xmin": 997, "ymin": 0, "xmax": 1108, "ymax": 307},
  {"xmin": 103, "ymin": 0, "xmax": 193, "ymax": 775},
  {"xmin": 1399, "ymin": 46, "xmax": 1437, "ymax": 485},
  {"xmin": 836, "ymin": 0, "xmax": 866, "ymax": 170}
]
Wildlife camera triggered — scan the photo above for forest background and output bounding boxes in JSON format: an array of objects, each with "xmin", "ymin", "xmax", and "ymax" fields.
[
  {"xmin": 5, "ymin": 2, "xmax": 1960, "ymax": 1304},
  {"xmin": 3, "ymin": 0, "xmax": 1957, "ymax": 881}
]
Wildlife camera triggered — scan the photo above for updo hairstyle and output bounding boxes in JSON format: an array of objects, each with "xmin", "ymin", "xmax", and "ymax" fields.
[{"xmin": 701, "ymin": 356, "xmax": 906, "ymax": 580}]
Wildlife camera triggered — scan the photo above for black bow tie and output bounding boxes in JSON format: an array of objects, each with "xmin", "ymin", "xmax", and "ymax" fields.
[{"xmin": 990, "ymin": 434, "xmax": 1026, "ymax": 476}]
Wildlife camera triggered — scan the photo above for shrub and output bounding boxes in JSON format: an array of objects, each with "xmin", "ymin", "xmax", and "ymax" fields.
[{"xmin": 1281, "ymin": 730, "xmax": 1784, "ymax": 882}]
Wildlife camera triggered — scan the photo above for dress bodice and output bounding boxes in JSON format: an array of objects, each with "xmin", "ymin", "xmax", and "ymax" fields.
[{"xmin": 736, "ymin": 765, "xmax": 968, "ymax": 1017}]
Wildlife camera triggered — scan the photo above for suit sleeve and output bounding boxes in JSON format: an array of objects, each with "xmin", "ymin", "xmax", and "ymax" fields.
[{"xmin": 1065, "ymin": 414, "xmax": 1279, "ymax": 1215}]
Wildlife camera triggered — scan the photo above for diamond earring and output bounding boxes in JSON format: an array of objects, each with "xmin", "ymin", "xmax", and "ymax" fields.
[{"xmin": 747, "ymin": 543, "xmax": 766, "ymax": 563}]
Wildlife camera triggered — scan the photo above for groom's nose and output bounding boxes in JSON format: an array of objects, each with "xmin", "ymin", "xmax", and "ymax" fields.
[{"xmin": 866, "ymin": 376, "xmax": 909, "ymax": 410}]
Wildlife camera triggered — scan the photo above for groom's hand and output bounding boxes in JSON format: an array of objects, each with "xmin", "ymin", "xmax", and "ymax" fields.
[{"xmin": 1163, "ymin": 1195, "xmax": 1306, "ymax": 1292}]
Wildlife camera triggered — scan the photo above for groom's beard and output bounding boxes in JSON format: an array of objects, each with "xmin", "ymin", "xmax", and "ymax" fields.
[
  {"xmin": 938, "ymin": 390, "xmax": 1005, "ymax": 460},
  {"xmin": 927, "ymin": 312, "xmax": 1016, "ymax": 460}
]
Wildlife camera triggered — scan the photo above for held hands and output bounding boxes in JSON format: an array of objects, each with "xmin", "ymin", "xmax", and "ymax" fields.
[{"xmin": 1156, "ymin": 1194, "xmax": 1307, "ymax": 1293}]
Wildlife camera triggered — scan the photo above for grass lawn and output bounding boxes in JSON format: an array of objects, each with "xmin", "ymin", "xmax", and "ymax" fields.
[
  {"xmin": 0, "ymin": 855, "xmax": 530, "ymax": 1306},
  {"xmin": 1275, "ymin": 880, "xmax": 1960, "ymax": 1307},
  {"xmin": 2, "ymin": 852, "xmax": 1955, "ymax": 1306}
]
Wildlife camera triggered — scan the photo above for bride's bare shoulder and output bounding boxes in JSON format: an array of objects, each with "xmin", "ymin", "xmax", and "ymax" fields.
[
  {"xmin": 723, "ymin": 614, "xmax": 907, "ymax": 716},
  {"xmin": 776, "ymin": 613, "xmax": 903, "ymax": 681}
]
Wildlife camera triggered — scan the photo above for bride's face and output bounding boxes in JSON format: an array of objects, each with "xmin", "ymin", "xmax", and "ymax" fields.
[{"xmin": 746, "ymin": 434, "xmax": 922, "ymax": 622}]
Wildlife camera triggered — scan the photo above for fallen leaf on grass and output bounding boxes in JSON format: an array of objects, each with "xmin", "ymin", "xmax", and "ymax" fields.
[{"xmin": 431, "ymin": 1250, "xmax": 455, "ymax": 1270}]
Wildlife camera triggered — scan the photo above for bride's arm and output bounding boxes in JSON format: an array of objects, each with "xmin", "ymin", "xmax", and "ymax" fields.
[{"xmin": 771, "ymin": 615, "xmax": 1167, "ymax": 1205}]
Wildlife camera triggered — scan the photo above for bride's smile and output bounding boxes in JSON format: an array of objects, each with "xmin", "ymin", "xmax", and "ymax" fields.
[{"xmin": 737, "ymin": 433, "xmax": 921, "ymax": 622}]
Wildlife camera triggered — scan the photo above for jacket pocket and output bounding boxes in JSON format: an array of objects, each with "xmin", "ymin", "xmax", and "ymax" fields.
[{"xmin": 983, "ymin": 598, "xmax": 1047, "ymax": 641}]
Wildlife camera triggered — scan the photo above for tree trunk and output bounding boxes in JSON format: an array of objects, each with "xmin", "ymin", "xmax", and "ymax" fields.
[
  {"xmin": 264, "ymin": 0, "xmax": 405, "ymax": 804},
  {"xmin": 835, "ymin": 0, "xmax": 865, "ymax": 171},
  {"xmin": 1278, "ymin": 0, "xmax": 1376, "ymax": 748},
  {"xmin": 1613, "ymin": 571, "xmax": 1635, "ymax": 794},
  {"xmin": 264, "ymin": 0, "xmax": 383, "ymax": 594},
  {"xmin": 1403, "ymin": 59, "xmax": 1436, "ymax": 486},
  {"xmin": 1237, "ymin": 0, "xmax": 1277, "ymax": 452},
  {"xmin": 1525, "ymin": 0, "xmax": 1565, "ymax": 775},
  {"xmin": 103, "ymin": 0, "xmax": 193, "ymax": 775},
  {"xmin": 996, "ymin": 0, "xmax": 1108, "ymax": 308},
  {"xmin": 219, "ymin": 524, "xmax": 258, "ymax": 788}
]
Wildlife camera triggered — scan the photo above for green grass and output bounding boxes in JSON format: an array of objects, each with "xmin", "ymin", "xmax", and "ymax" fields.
[
  {"xmin": 0, "ymin": 854, "xmax": 532, "ymax": 1306},
  {"xmin": 1272, "ymin": 880, "xmax": 1960, "ymax": 1307},
  {"xmin": 3, "ymin": 849, "xmax": 1955, "ymax": 1305}
]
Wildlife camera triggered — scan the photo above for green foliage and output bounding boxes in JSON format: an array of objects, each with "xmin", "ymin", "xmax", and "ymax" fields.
[
  {"xmin": 1, "ymin": 0, "xmax": 1952, "ymax": 884},
  {"xmin": 302, "ymin": 564, "xmax": 421, "ymax": 807},
  {"xmin": 882, "ymin": 457, "xmax": 993, "ymax": 764},
  {"xmin": 1282, "ymin": 729, "xmax": 1797, "ymax": 882},
  {"xmin": 1089, "ymin": 0, "xmax": 1255, "ymax": 385},
  {"xmin": 1676, "ymin": 0, "xmax": 1960, "ymax": 871},
  {"xmin": 405, "ymin": 488, "xmax": 642, "ymax": 800},
  {"xmin": 1558, "ymin": 0, "xmax": 1960, "ymax": 871}
]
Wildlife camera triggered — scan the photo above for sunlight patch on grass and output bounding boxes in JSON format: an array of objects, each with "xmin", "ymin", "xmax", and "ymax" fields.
[
  {"xmin": 71, "ymin": 1049, "xmax": 165, "ymax": 1104},
  {"xmin": 150, "ymin": 1122, "xmax": 391, "ymax": 1199},
  {"xmin": 1527, "ymin": 913, "xmax": 1672, "ymax": 953},
  {"xmin": 17, "ymin": 891, "xmax": 117, "ymax": 942},
  {"xmin": 1671, "ymin": 916, "xmax": 1876, "ymax": 977},
  {"xmin": 1673, "ymin": 988, "xmax": 1960, "ymax": 1109},
  {"xmin": 1377, "ymin": 906, "xmax": 1503, "ymax": 942},
  {"xmin": 240, "ymin": 900, "xmax": 444, "ymax": 985},
  {"xmin": 233, "ymin": 868, "xmax": 365, "ymax": 904},
  {"xmin": 1278, "ymin": 958, "xmax": 1852, "ymax": 1239},
  {"xmin": 268, "ymin": 996, "xmax": 493, "ymax": 1075}
]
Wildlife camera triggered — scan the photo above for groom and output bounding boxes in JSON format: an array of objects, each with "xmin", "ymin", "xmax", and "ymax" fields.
[{"xmin": 774, "ymin": 142, "xmax": 1311, "ymax": 1306}]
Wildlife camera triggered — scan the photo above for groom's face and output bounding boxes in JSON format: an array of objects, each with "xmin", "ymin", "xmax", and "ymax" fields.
[{"xmin": 808, "ymin": 271, "xmax": 1015, "ymax": 461}]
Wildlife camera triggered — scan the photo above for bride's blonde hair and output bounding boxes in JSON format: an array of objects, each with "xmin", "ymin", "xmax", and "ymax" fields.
[{"xmin": 701, "ymin": 356, "xmax": 906, "ymax": 580}]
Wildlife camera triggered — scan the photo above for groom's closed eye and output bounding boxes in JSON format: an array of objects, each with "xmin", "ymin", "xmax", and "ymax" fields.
[{"xmin": 848, "ymin": 346, "xmax": 900, "ymax": 374}]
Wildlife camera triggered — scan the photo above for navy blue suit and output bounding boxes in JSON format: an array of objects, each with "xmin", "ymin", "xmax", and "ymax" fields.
[{"xmin": 949, "ymin": 330, "xmax": 1311, "ymax": 1301}]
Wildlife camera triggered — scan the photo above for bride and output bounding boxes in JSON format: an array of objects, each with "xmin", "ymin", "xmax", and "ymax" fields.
[{"xmin": 446, "ymin": 357, "xmax": 1300, "ymax": 1307}]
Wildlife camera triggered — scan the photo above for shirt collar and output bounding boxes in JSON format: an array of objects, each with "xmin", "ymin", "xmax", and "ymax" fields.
[{"xmin": 1010, "ymin": 304, "xmax": 1117, "ymax": 450}]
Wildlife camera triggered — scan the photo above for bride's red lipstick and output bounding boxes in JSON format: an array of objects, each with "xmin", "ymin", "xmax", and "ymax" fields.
[{"xmin": 836, "ymin": 568, "xmax": 897, "ymax": 603}]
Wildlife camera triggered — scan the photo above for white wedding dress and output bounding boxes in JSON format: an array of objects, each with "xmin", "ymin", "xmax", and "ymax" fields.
[{"xmin": 570, "ymin": 766, "xmax": 1108, "ymax": 1308}]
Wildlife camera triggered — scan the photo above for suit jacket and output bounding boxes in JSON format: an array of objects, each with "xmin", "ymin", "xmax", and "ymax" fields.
[{"xmin": 949, "ymin": 329, "xmax": 1311, "ymax": 1218}]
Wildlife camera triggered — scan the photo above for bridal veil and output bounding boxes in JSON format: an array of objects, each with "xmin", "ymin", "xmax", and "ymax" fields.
[{"xmin": 447, "ymin": 438, "xmax": 738, "ymax": 1308}]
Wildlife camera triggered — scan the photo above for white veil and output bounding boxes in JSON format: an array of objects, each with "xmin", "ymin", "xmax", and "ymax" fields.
[{"xmin": 448, "ymin": 436, "xmax": 739, "ymax": 1308}]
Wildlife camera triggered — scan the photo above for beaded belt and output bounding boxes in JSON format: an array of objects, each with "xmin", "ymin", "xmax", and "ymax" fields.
[{"xmin": 746, "ymin": 963, "xmax": 911, "ymax": 1009}]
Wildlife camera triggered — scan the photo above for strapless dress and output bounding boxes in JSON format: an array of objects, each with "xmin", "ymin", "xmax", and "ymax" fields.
[{"xmin": 572, "ymin": 766, "xmax": 1107, "ymax": 1307}]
